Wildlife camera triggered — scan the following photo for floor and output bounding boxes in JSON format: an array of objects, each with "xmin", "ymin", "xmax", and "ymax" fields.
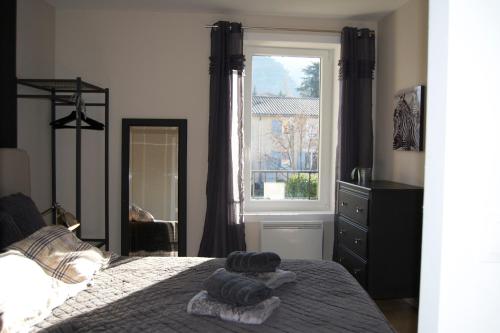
[{"xmin": 376, "ymin": 299, "xmax": 418, "ymax": 333}]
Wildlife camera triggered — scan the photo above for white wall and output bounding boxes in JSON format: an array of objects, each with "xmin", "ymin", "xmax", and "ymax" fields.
[
  {"xmin": 53, "ymin": 9, "xmax": 375, "ymax": 255},
  {"xmin": 374, "ymin": 0, "xmax": 428, "ymax": 186},
  {"xmin": 16, "ymin": 0, "xmax": 54, "ymax": 215},
  {"xmin": 419, "ymin": 0, "xmax": 500, "ymax": 332}
]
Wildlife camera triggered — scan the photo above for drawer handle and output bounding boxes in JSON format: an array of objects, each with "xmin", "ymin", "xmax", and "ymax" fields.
[
  {"xmin": 339, "ymin": 228, "xmax": 346, "ymax": 235},
  {"xmin": 338, "ymin": 257, "xmax": 344, "ymax": 263},
  {"xmin": 353, "ymin": 268, "xmax": 362, "ymax": 275},
  {"xmin": 341, "ymin": 201, "xmax": 348, "ymax": 207},
  {"xmin": 354, "ymin": 238, "xmax": 362, "ymax": 244},
  {"xmin": 355, "ymin": 207, "xmax": 363, "ymax": 213}
]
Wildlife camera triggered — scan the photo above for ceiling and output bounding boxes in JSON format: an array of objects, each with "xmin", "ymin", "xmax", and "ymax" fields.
[{"xmin": 45, "ymin": 0, "xmax": 409, "ymax": 20}]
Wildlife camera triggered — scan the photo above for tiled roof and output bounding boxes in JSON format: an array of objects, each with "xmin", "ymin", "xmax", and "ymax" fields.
[{"xmin": 252, "ymin": 95, "xmax": 319, "ymax": 116}]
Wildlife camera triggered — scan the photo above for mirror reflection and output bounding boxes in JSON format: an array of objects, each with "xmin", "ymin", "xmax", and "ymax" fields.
[{"xmin": 128, "ymin": 126, "xmax": 179, "ymax": 256}]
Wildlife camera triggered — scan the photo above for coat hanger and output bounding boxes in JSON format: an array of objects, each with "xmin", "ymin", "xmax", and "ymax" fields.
[
  {"xmin": 50, "ymin": 95, "xmax": 104, "ymax": 130},
  {"xmin": 50, "ymin": 111, "xmax": 104, "ymax": 130}
]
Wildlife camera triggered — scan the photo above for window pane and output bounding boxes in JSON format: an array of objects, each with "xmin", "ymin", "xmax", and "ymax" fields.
[{"xmin": 250, "ymin": 55, "xmax": 320, "ymax": 200}]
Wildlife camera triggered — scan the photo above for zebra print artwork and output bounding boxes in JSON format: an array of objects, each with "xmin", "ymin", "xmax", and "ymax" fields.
[{"xmin": 393, "ymin": 85, "xmax": 424, "ymax": 151}]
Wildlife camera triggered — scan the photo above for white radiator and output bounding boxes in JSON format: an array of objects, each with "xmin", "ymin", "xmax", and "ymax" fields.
[{"xmin": 260, "ymin": 221, "xmax": 323, "ymax": 260}]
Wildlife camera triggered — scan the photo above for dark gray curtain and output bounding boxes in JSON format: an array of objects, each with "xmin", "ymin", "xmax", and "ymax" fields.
[
  {"xmin": 198, "ymin": 21, "xmax": 246, "ymax": 258},
  {"xmin": 336, "ymin": 27, "xmax": 375, "ymax": 181}
]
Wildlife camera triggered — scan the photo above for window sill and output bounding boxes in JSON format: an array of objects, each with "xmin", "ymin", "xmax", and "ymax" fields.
[
  {"xmin": 243, "ymin": 211, "xmax": 335, "ymax": 223},
  {"xmin": 243, "ymin": 211, "xmax": 334, "ymax": 216}
]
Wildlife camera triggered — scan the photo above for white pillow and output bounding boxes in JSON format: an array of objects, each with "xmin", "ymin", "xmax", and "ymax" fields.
[{"xmin": 0, "ymin": 250, "xmax": 88, "ymax": 333}]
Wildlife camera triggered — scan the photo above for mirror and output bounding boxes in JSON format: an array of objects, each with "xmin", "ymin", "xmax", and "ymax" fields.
[{"xmin": 121, "ymin": 119, "xmax": 187, "ymax": 256}]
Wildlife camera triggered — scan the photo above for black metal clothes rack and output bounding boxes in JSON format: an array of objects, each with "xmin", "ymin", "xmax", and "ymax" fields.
[{"xmin": 17, "ymin": 77, "xmax": 109, "ymax": 250}]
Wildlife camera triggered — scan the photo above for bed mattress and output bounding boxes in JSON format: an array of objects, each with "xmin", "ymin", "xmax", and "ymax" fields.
[{"xmin": 34, "ymin": 257, "xmax": 393, "ymax": 333}]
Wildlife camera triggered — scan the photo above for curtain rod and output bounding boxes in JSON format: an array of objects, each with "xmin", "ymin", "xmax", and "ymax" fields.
[{"xmin": 204, "ymin": 25, "xmax": 342, "ymax": 34}]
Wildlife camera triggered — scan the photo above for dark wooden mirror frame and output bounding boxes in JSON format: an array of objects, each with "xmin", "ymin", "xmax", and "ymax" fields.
[{"xmin": 121, "ymin": 118, "xmax": 187, "ymax": 256}]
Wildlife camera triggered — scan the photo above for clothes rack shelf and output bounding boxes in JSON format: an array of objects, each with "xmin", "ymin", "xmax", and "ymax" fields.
[{"xmin": 17, "ymin": 77, "xmax": 109, "ymax": 250}]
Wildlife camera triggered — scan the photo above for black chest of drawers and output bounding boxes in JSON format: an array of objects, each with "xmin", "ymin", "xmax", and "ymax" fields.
[{"xmin": 333, "ymin": 180, "xmax": 423, "ymax": 299}]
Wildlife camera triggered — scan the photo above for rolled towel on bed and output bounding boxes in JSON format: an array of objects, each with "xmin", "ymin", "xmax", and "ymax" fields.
[
  {"xmin": 225, "ymin": 251, "xmax": 281, "ymax": 273},
  {"xmin": 203, "ymin": 268, "xmax": 272, "ymax": 306},
  {"xmin": 187, "ymin": 290, "xmax": 280, "ymax": 325},
  {"xmin": 244, "ymin": 269, "xmax": 297, "ymax": 289}
]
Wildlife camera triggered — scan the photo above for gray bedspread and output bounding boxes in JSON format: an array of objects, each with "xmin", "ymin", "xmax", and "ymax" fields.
[{"xmin": 33, "ymin": 257, "xmax": 393, "ymax": 333}]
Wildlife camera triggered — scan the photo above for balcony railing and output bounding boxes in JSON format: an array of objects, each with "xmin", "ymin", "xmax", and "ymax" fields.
[{"xmin": 251, "ymin": 169, "xmax": 319, "ymax": 200}]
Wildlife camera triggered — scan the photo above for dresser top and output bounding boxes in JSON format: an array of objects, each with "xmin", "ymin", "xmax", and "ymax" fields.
[{"xmin": 338, "ymin": 180, "xmax": 423, "ymax": 191}]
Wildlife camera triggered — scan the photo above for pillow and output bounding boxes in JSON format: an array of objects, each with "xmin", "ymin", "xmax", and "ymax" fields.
[
  {"xmin": 0, "ymin": 193, "xmax": 46, "ymax": 238},
  {"xmin": 0, "ymin": 212, "xmax": 23, "ymax": 250},
  {"xmin": 7, "ymin": 225, "xmax": 111, "ymax": 284},
  {"xmin": 0, "ymin": 250, "xmax": 88, "ymax": 333},
  {"xmin": 129, "ymin": 204, "xmax": 154, "ymax": 222}
]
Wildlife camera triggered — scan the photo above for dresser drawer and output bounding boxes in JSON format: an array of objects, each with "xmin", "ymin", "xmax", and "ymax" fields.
[
  {"xmin": 337, "ymin": 217, "xmax": 368, "ymax": 260},
  {"xmin": 337, "ymin": 190, "xmax": 368, "ymax": 226},
  {"xmin": 336, "ymin": 246, "xmax": 367, "ymax": 287}
]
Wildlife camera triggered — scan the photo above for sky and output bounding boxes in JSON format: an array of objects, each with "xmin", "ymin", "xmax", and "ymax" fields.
[{"xmin": 271, "ymin": 56, "xmax": 320, "ymax": 86}]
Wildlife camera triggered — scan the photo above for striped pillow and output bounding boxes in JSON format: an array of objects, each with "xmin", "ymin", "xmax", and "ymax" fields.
[{"xmin": 7, "ymin": 225, "xmax": 110, "ymax": 283}]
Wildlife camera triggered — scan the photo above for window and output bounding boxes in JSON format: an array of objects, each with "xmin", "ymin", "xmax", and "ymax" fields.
[
  {"xmin": 271, "ymin": 119, "xmax": 282, "ymax": 135},
  {"xmin": 244, "ymin": 37, "xmax": 338, "ymax": 212},
  {"xmin": 270, "ymin": 150, "xmax": 282, "ymax": 168}
]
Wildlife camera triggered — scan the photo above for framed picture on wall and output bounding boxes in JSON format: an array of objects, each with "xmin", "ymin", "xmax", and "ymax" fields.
[{"xmin": 393, "ymin": 85, "xmax": 425, "ymax": 151}]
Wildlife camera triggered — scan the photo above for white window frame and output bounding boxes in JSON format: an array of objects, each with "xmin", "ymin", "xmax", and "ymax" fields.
[{"xmin": 243, "ymin": 33, "xmax": 340, "ymax": 213}]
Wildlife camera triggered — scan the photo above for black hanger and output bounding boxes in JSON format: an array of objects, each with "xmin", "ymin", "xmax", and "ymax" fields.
[
  {"xmin": 50, "ymin": 111, "xmax": 104, "ymax": 130},
  {"xmin": 50, "ymin": 111, "xmax": 76, "ymax": 127},
  {"xmin": 50, "ymin": 94, "xmax": 104, "ymax": 130},
  {"xmin": 82, "ymin": 114, "xmax": 104, "ymax": 130}
]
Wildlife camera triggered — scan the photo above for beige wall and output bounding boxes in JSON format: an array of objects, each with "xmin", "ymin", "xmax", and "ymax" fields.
[
  {"xmin": 53, "ymin": 9, "xmax": 375, "ymax": 255},
  {"xmin": 16, "ymin": 0, "xmax": 54, "ymax": 215},
  {"xmin": 374, "ymin": 0, "xmax": 428, "ymax": 186}
]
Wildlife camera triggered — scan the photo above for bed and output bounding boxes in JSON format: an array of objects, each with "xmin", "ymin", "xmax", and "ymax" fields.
[
  {"xmin": 129, "ymin": 220, "xmax": 178, "ymax": 255},
  {"xmin": 0, "ymin": 149, "xmax": 393, "ymax": 333},
  {"xmin": 34, "ymin": 257, "xmax": 393, "ymax": 332},
  {"xmin": 128, "ymin": 204, "xmax": 178, "ymax": 256}
]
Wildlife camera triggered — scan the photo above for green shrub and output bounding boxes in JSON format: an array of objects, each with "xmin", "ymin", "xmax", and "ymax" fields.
[{"xmin": 285, "ymin": 173, "xmax": 318, "ymax": 199}]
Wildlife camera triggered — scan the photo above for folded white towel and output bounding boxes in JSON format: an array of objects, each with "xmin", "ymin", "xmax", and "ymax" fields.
[
  {"xmin": 187, "ymin": 290, "xmax": 280, "ymax": 325},
  {"xmin": 243, "ymin": 269, "xmax": 297, "ymax": 289}
]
